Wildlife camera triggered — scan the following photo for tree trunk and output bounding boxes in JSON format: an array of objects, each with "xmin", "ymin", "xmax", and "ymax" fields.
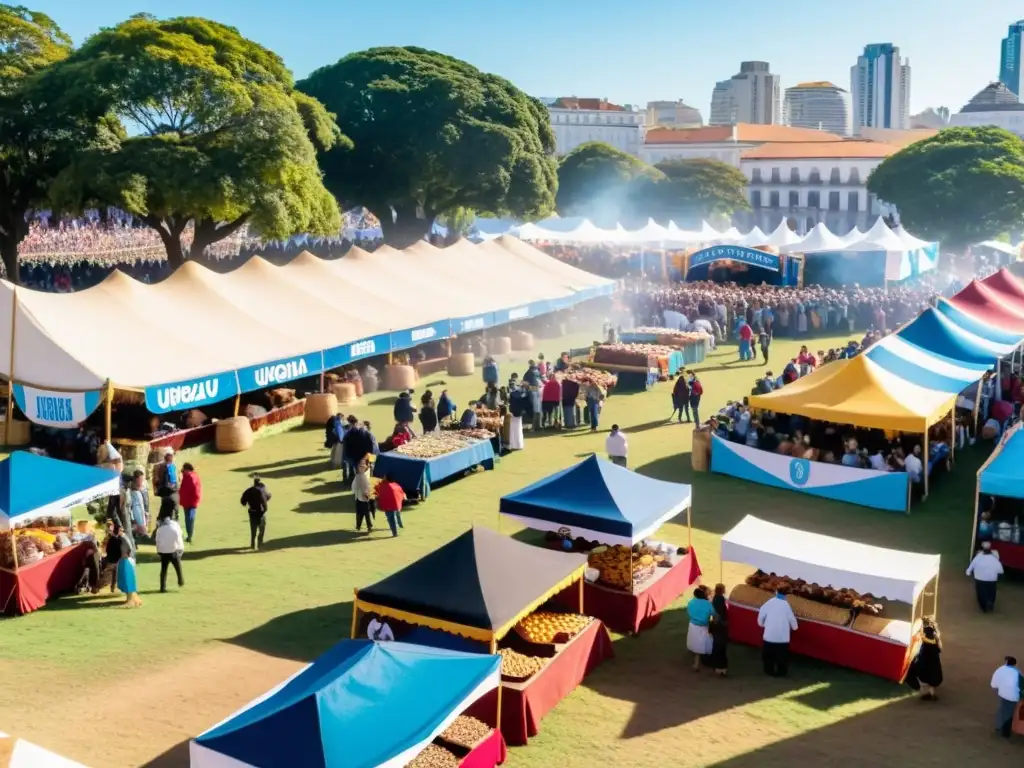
[
  {"xmin": 162, "ymin": 236, "xmax": 186, "ymax": 271},
  {"xmin": 378, "ymin": 204, "xmax": 432, "ymax": 249},
  {"xmin": 191, "ymin": 215, "xmax": 250, "ymax": 262}
]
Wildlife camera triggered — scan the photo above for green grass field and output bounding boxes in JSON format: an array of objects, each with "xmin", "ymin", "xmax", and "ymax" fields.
[{"xmin": 1, "ymin": 329, "xmax": 1021, "ymax": 767}]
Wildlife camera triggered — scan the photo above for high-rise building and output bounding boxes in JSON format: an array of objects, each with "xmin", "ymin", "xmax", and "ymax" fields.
[
  {"xmin": 850, "ymin": 44, "xmax": 911, "ymax": 133},
  {"xmin": 784, "ymin": 82, "xmax": 851, "ymax": 136},
  {"xmin": 709, "ymin": 62, "xmax": 781, "ymax": 125},
  {"xmin": 645, "ymin": 100, "xmax": 703, "ymax": 128},
  {"xmin": 1000, "ymin": 21, "xmax": 1024, "ymax": 96}
]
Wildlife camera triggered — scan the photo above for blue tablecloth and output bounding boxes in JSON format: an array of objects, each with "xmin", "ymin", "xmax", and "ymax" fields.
[
  {"xmin": 667, "ymin": 350, "xmax": 684, "ymax": 375},
  {"xmin": 373, "ymin": 439, "xmax": 496, "ymax": 498}
]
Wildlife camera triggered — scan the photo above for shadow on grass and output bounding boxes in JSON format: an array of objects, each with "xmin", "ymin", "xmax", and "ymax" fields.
[
  {"xmin": 229, "ymin": 600, "xmax": 354, "ymax": 663},
  {"xmin": 230, "ymin": 458, "xmax": 329, "ymax": 480},
  {"xmin": 138, "ymin": 528, "xmax": 374, "ymax": 563},
  {"xmin": 141, "ymin": 739, "xmax": 191, "ymax": 768}
]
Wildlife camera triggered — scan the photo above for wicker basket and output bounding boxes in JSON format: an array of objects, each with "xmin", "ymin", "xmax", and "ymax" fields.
[
  {"xmin": 383, "ymin": 364, "xmax": 416, "ymax": 391},
  {"xmin": 691, "ymin": 429, "xmax": 711, "ymax": 472},
  {"xmin": 4, "ymin": 418, "xmax": 30, "ymax": 446},
  {"xmin": 489, "ymin": 336, "xmax": 512, "ymax": 355},
  {"xmin": 304, "ymin": 392, "xmax": 339, "ymax": 425},
  {"xmin": 511, "ymin": 331, "xmax": 534, "ymax": 351},
  {"xmin": 215, "ymin": 416, "xmax": 254, "ymax": 453},
  {"xmin": 334, "ymin": 382, "xmax": 358, "ymax": 406},
  {"xmin": 362, "ymin": 373, "xmax": 379, "ymax": 395},
  {"xmin": 446, "ymin": 352, "xmax": 475, "ymax": 377}
]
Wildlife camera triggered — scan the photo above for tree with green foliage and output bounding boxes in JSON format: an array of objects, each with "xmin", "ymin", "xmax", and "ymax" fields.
[
  {"xmin": 868, "ymin": 126, "xmax": 1024, "ymax": 250},
  {"xmin": 0, "ymin": 5, "xmax": 107, "ymax": 283},
  {"xmin": 436, "ymin": 206, "xmax": 476, "ymax": 244},
  {"xmin": 556, "ymin": 141, "xmax": 663, "ymax": 222},
  {"xmin": 298, "ymin": 46, "xmax": 557, "ymax": 247},
  {"xmin": 630, "ymin": 157, "xmax": 750, "ymax": 227},
  {"xmin": 51, "ymin": 15, "xmax": 346, "ymax": 269}
]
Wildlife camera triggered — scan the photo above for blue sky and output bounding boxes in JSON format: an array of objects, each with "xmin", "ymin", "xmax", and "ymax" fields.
[{"xmin": 30, "ymin": 0, "xmax": 1023, "ymax": 118}]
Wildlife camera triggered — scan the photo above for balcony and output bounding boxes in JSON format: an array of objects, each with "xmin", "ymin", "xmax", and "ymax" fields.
[{"xmin": 748, "ymin": 178, "xmax": 865, "ymax": 187}]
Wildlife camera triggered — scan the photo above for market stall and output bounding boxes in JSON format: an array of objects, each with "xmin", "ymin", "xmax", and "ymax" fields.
[
  {"xmin": 971, "ymin": 423, "xmax": 1024, "ymax": 570},
  {"xmin": 191, "ymin": 640, "xmax": 506, "ymax": 768},
  {"xmin": 0, "ymin": 731, "xmax": 88, "ymax": 768},
  {"xmin": 499, "ymin": 455, "xmax": 700, "ymax": 634},
  {"xmin": 373, "ymin": 432, "xmax": 496, "ymax": 498},
  {"xmin": 583, "ymin": 343, "xmax": 679, "ymax": 392},
  {"xmin": 619, "ymin": 328, "xmax": 710, "ymax": 365},
  {"xmin": 0, "ymin": 453, "xmax": 119, "ymax": 616},
  {"xmin": 352, "ymin": 527, "xmax": 614, "ymax": 746},
  {"xmin": 721, "ymin": 516, "xmax": 940, "ymax": 681}
]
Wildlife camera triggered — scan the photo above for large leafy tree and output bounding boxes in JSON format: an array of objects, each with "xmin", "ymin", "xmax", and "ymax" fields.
[
  {"xmin": 52, "ymin": 15, "xmax": 346, "ymax": 268},
  {"xmin": 630, "ymin": 158, "xmax": 750, "ymax": 227},
  {"xmin": 297, "ymin": 47, "xmax": 557, "ymax": 247},
  {"xmin": 556, "ymin": 141, "xmax": 662, "ymax": 222},
  {"xmin": 0, "ymin": 5, "xmax": 108, "ymax": 283},
  {"xmin": 868, "ymin": 126, "xmax": 1024, "ymax": 250}
]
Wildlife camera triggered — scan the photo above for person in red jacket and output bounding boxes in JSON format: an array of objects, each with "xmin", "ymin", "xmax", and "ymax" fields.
[
  {"xmin": 541, "ymin": 376, "xmax": 562, "ymax": 429},
  {"xmin": 179, "ymin": 462, "xmax": 203, "ymax": 545},
  {"xmin": 374, "ymin": 474, "xmax": 406, "ymax": 537}
]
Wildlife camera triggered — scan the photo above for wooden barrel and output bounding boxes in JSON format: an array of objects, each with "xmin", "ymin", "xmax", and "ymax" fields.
[
  {"xmin": 446, "ymin": 352, "xmax": 475, "ymax": 376},
  {"xmin": 362, "ymin": 373, "xmax": 379, "ymax": 395},
  {"xmin": 4, "ymin": 419, "xmax": 30, "ymax": 446},
  {"xmin": 383, "ymin": 364, "xmax": 416, "ymax": 391},
  {"xmin": 490, "ymin": 336, "xmax": 512, "ymax": 355},
  {"xmin": 691, "ymin": 429, "xmax": 711, "ymax": 472},
  {"xmin": 511, "ymin": 331, "xmax": 534, "ymax": 351},
  {"xmin": 334, "ymin": 382, "xmax": 358, "ymax": 406},
  {"xmin": 304, "ymin": 392, "xmax": 339, "ymax": 425},
  {"xmin": 215, "ymin": 416, "xmax": 253, "ymax": 453}
]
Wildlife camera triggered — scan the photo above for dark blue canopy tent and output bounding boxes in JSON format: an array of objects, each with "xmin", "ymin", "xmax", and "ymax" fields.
[{"xmin": 499, "ymin": 455, "xmax": 692, "ymax": 546}]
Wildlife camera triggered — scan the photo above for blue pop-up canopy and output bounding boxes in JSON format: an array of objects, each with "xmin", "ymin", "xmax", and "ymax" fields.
[
  {"xmin": 191, "ymin": 641, "xmax": 500, "ymax": 768},
  {"xmin": 979, "ymin": 426, "xmax": 1024, "ymax": 499},
  {"xmin": 0, "ymin": 452, "xmax": 120, "ymax": 530},
  {"xmin": 499, "ymin": 455, "xmax": 692, "ymax": 545}
]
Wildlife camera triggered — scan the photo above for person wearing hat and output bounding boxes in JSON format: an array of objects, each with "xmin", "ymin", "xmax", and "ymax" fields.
[{"xmin": 967, "ymin": 541, "xmax": 1004, "ymax": 613}]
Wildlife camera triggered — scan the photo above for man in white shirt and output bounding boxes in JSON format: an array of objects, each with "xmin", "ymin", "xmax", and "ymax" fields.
[
  {"xmin": 967, "ymin": 541, "xmax": 1004, "ymax": 613},
  {"xmin": 757, "ymin": 590, "xmax": 799, "ymax": 677},
  {"xmin": 367, "ymin": 616, "xmax": 394, "ymax": 642},
  {"xmin": 903, "ymin": 444, "xmax": 924, "ymax": 484},
  {"xmin": 605, "ymin": 425, "xmax": 628, "ymax": 468},
  {"xmin": 154, "ymin": 513, "xmax": 185, "ymax": 593},
  {"xmin": 991, "ymin": 656, "xmax": 1021, "ymax": 738}
]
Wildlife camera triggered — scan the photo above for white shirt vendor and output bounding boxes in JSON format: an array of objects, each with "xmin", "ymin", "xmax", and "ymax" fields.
[
  {"xmin": 967, "ymin": 551, "xmax": 1004, "ymax": 582},
  {"xmin": 757, "ymin": 594, "xmax": 798, "ymax": 643},
  {"xmin": 991, "ymin": 663, "xmax": 1021, "ymax": 702},
  {"xmin": 605, "ymin": 430, "xmax": 628, "ymax": 459},
  {"xmin": 367, "ymin": 618, "xmax": 394, "ymax": 642},
  {"xmin": 903, "ymin": 452, "xmax": 923, "ymax": 483}
]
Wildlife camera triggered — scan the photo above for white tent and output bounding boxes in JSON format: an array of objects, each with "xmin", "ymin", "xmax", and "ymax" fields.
[
  {"xmin": 781, "ymin": 222, "xmax": 846, "ymax": 254},
  {"xmin": 977, "ymin": 240, "xmax": 1018, "ymax": 256},
  {"xmin": 764, "ymin": 220, "xmax": 803, "ymax": 248},
  {"xmin": 893, "ymin": 226, "xmax": 935, "ymax": 251},
  {"xmin": 836, "ymin": 227, "xmax": 864, "ymax": 247},
  {"xmin": 714, "ymin": 227, "xmax": 744, "ymax": 244},
  {"xmin": 665, "ymin": 222, "xmax": 704, "ymax": 244},
  {"xmin": 698, "ymin": 221, "xmax": 724, "ymax": 240},
  {"xmin": 720, "ymin": 516, "xmax": 940, "ymax": 604},
  {"xmin": 736, "ymin": 226, "xmax": 768, "ymax": 247},
  {"xmin": 0, "ymin": 732, "xmax": 88, "ymax": 767},
  {"xmin": 620, "ymin": 218, "xmax": 673, "ymax": 245},
  {"xmin": 843, "ymin": 217, "xmax": 908, "ymax": 252}
]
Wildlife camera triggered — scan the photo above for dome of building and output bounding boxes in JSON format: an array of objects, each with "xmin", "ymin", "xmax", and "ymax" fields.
[{"xmin": 960, "ymin": 82, "xmax": 1024, "ymax": 113}]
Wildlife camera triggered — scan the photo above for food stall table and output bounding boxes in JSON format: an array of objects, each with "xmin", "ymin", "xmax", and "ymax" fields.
[
  {"xmin": 373, "ymin": 438, "xmax": 495, "ymax": 498},
  {"xmin": 456, "ymin": 728, "xmax": 507, "ymax": 768},
  {"xmin": 971, "ymin": 423, "xmax": 1024, "ymax": 570},
  {"xmin": 0, "ymin": 541, "xmax": 89, "ymax": 616},
  {"xmin": 554, "ymin": 549, "xmax": 702, "ymax": 634},
  {"xmin": 989, "ymin": 540, "xmax": 1024, "ymax": 570},
  {"xmin": 727, "ymin": 601, "xmax": 916, "ymax": 682},
  {"xmin": 468, "ymin": 619, "xmax": 615, "ymax": 746}
]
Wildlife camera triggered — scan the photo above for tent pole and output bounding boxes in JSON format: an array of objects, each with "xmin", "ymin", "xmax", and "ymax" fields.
[
  {"xmin": 972, "ymin": 376, "xmax": 984, "ymax": 433},
  {"xmin": 578, "ymin": 575, "xmax": 584, "ymax": 614},
  {"xmin": 687, "ymin": 503, "xmax": 692, "ymax": 550},
  {"xmin": 488, "ymin": 637, "xmax": 497, "ymax": 654},
  {"xmin": 233, "ymin": 393, "xmax": 241, "ymax": 417},
  {"xmin": 496, "ymin": 682, "xmax": 503, "ymax": 733},
  {"xmin": 104, "ymin": 381, "xmax": 113, "ymax": 443},
  {"xmin": 931, "ymin": 575, "xmax": 940, "ymax": 620},
  {"xmin": 4, "ymin": 288, "xmax": 18, "ymax": 446},
  {"xmin": 922, "ymin": 429, "xmax": 929, "ymax": 500},
  {"xmin": 949, "ymin": 410, "xmax": 955, "ymax": 466},
  {"xmin": 350, "ymin": 590, "xmax": 359, "ymax": 639}
]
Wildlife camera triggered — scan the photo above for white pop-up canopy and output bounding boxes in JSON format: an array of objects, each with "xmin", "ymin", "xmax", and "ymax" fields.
[
  {"xmin": 836, "ymin": 227, "xmax": 864, "ymax": 247},
  {"xmin": 843, "ymin": 217, "xmax": 908, "ymax": 252},
  {"xmin": 763, "ymin": 220, "xmax": 803, "ymax": 247},
  {"xmin": 736, "ymin": 226, "xmax": 767, "ymax": 247},
  {"xmin": 782, "ymin": 222, "xmax": 846, "ymax": 254},
  {"xmin": 720, "ymin": 516, "xmax": 940, "ymax": 604}
]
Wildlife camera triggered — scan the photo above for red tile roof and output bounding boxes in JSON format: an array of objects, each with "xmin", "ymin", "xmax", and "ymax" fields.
[
  {"xmin": 741, "ymin": 140, "xmax": 900, "ymax": 160},
  {"xmin": 553, "ymin": 97, "xmax": 626, "ymax": 111},
  {"xmin": 644, "ymin": 123, "xmax": 846, "ymax": 145}
]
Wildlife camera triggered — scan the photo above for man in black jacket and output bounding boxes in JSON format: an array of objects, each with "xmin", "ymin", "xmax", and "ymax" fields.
[
  {"xmin": 240, "ymin": 476, "xmax": 271, "ymax": 551},
  {"xmin": 342, "ymin": 416, "xmax": 373, "ymax": 484}
]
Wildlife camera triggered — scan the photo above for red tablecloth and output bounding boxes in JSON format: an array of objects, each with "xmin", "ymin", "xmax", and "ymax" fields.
[
  {"xmin": 0, "ymin": 542, "xmax": 89, "ymax": 616},
  {"xmin": 457, "ymin": 728, "xmax": 507, "ymax": 768},
  {"xmin": 554, "ymin": 550, "xmax": 702, "ymax": 634},
  {"xmin": 149, "ymin": 399, "xmax": 307, "ymax": 451},
  {"xmin": 990, "ymin": 540, "xmax": 1024, "ymax": 570},
  {"xmin": 468, "ymin": 619, "xmax": 615, "ymax": 746},
  {"xmin": 727, "ymin": 601, "xmax": 913, "ymax": 682}
]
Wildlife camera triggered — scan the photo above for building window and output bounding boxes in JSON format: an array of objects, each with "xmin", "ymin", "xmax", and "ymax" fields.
[
  {"xmin": 848, "ymin": 191, "xmax": 859, "ymax": 211},
  {"xmin": 770, "ymin": 167, "xmax": 781, "ymax": 183},
  {"xmin": 769, "ymin": 191, "xmax": 780, "ymax": 207},
  {"xmin": 808, "ymin": 168, "xmax": 822, "ymax": 184},
  {"xmin": 789, "ymin": 168, "xmax": 800, "ymax": 183},
  {"xmin": 808, "ymin": 191, "xmax": 821, "ymax": 209},
  {"xmin": 751, "ymin": 190, "xmax": 762, "ymax": 208},
  {"xmin": 828, "ymin": 191, "xmax": 841, "ymax": 210},
  {"xmin": 829, "ymin": 168, "xmax": 841, "ymax": 184},
  {"xmin": 848, "ymin": 168, "xmax": 861, "ymax": 185},
  {"xmin": 806, "ymin": 217, "xmax": 815, "ymax": 232},
  {"xmin": 751, "ymin": 168, "xmax": 762, "ymax": 182},
  {"xmin": 789, "ymin": 191, "xmax": 799, "ymax": 208}
]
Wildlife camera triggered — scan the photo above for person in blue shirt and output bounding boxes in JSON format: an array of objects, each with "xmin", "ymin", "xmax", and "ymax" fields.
[
  {"xmin": 841, "ymin": 439, "xmax": 862, "ymax": 468},
  {"xmin": 686, "ymin": 586, "xmax": 715, "ymax": 672}
]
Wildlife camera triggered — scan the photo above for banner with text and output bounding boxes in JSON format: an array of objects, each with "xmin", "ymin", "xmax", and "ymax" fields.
[
  {"xmin": 323, "ymin": 332, "xmax": 393, "ymax": 370},
  {"xmin": 389, "ymin": 321, "xmax": 451, "ymax": 352},
  {"xmin": 145, "ymin": 370, "xmax": 240, "ymax": 414},
  {"xmin": 711, "ymin": 434, "xmax": 909, "ymax": 512},
  {"xmin": 13, "ymin": 385, "xmax": 104, "ymax": 428},
  {"xmin": 237, "ymin": 351, "xmax": 324, "ymax": 394},
  {"xmin": 452, "ymin": 313, "xmax": 496, "ymax": 335},
  {"xmin": 688, "ymin": 245, "xmax": 781, "ymax": 273}
]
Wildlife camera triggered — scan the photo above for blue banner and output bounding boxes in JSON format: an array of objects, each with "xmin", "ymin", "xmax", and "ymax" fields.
[
  {"xmin": 237, "ymin": 351, "xmax": 324, "ymax": 394},
  {"xmin": 689, "ymin": 245, "xmax": 780, "ymax": 272},
  {"xmin": 453, "ymin": 313, "xmax": 495, "ymax": 334},
  {"xmin": 13, "ymin": 385, "xmax": 104, "ymax": 428},
  {"xmin": 710, "ymin": 435, "xmax": 909, "ymax": 513},
  {"xmin": 323, "ymin": 332, "xmax": 392, "ymax": 370},
  {"xmin": 389, "ymin": 321, "xmax": 451, "ymax": 352},
  {"xmin": 145, "ymin": 370, "xmax": 239, "ymax": 414},
  {"xmin": 493, "ymin": 304, "xmax": 533, "ymax": 325}
]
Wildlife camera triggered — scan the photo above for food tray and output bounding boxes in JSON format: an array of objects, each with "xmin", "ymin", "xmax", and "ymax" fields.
[{"xmin": 436, "ymin": 716, "xmax": 495, "ymax": 753}]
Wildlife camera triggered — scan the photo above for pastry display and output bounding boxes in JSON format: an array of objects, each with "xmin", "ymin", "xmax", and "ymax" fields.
[
  {"xmin": 587, "ymin": 544, "xmax": 659, "ymax": 592},
  {"xmin": 498, "ymin": 647, "xmax": 547, "ymax": 680},
  {"xmin": 393, "ymin": 431, "xmax": 487, "ymax": 459},
  {"xmin": 630, "ymin": 327, "xmax": 712, "ymax": 345},
  {"xmin": 851, "ymin": 614, "xmax": 912, "ymax": 637},
  {"xmin": 745, "ymin": 571, "xmax": 883, "ymax": 615},
  {"xmin": 728, "ymin": 584, "xmax": 774, "ymax": 608},
  {"xmin": 729, "ymin": 585, "xmax": 853, "ymax": 627},
  {"xmin": 514, "ymin": 612, "xmax": 591, "ymax": 644},
  {"xmin": 406, "ymin": 743, "xmax": 459, "ymax": 768},
  {"xmin": 438, "ymin": 716, "xmax": 493, "ymax": 750},
  {"xmin": 594, "ymin": 343, "xmax": 673, "ymax": 369},
  {"xmin": 563, "ymin": 366, "xmax": 617, "ymax": 392}
]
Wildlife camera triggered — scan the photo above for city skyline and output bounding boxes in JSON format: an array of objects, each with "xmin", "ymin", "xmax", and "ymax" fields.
[{"xmin": 23, "ymin": 0, "xmax": 1024, "ymax": 118}]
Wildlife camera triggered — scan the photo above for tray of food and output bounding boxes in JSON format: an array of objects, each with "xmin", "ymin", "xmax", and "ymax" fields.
[
  {"xmin": 437, "ymin": 715, "xmax": 494, "ymax": 753},
  {"xmin": 393, "ymin": 431, "xmax": 487, "ymax": 459},
  {"xmin": 514, "ymin": 611, "xmax": 592, "ymax": 645},
  {"xmin": 406, "ymin": 743, "xmax": 459, "ymax": 768},
  {"xmin": 498, "ymin": 647, "xmax": 547, "ymax": 682}
]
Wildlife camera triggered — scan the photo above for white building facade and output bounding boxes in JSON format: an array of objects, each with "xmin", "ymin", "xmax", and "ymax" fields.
[
  {"xmin": 850, "ymin": 43, "xmax": 911, "ymax": 133},
  {"xmin": 709, "ymin": 62, "xmax": 781, "ymax": 125},
  {"xmin": 784, "ymin": 82, "xmax": 851, "ymax": 136},
  {"xmin": 546, "ymin": 97, "xmax": 644, "ymax": 156},
  {"xmin": 949, "ymin": 81, "xmax": 1024, "ymax": 137}
]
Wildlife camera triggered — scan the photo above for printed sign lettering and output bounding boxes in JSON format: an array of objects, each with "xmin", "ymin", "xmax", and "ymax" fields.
[
  {"xmin": 13, "ymin": 385, "xmax": 105, "ymax": 428},
  {"xmin": 508, "ymin": 307, "xmax": 529, "ymax": 321},
  {"xmin": 688, "ymin": 245, "xmax": 781, "ymax": 272},
  {"xmin": 411, "ymin": 327, "xmax": 436, "ymax": 342},
  {"xmin": 461, "ymin": 317, "xmax": 484, "ymax": 332},
  {"xmin": 350, "ymin": 339, "xmax": 376, "ymax": 358}
]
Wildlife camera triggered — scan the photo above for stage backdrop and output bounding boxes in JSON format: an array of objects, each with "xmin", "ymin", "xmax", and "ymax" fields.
[{"xmin": 711, "ymin": 435, "xmax": 910, "ymax": 513}]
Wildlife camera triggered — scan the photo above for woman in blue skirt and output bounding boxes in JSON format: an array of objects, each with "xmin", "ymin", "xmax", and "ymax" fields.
[{"xmin": 113, "ymin": 522, "xmax": 142, "ymax": 608}]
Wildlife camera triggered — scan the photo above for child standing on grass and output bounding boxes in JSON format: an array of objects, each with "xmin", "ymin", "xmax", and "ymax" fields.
[{"xmin": 179, "ymin": 462, "xmax": 203, "ymax": 545}]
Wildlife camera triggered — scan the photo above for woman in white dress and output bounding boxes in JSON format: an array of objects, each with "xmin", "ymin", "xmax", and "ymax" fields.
[
  {"xmin": 686, "ymin": 586, "xmax": 715, "ymax": 671},
  {"xmin": 508, "ymin": 390, "xmax": 526, "ymax": 451}
]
